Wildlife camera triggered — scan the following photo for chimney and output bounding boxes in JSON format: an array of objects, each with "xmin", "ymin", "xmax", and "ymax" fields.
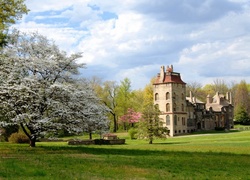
[
  {"xmin": 207, "ymin": 94, "xmax": 212, "ymax": 104},
  {"xmin": 190, "ymin": 91, "xmax": 193, "ymax": 102},
  {"xmin": 160, "ymin": 66, "xmax": 165, "ymax": 82},
  {"xmin": 230, "ymin": 92, "xmax": 232, "ymax": 104},
  {"xmin": 216, "ymin": 92, "xmax": 221, "ymax": 105}
]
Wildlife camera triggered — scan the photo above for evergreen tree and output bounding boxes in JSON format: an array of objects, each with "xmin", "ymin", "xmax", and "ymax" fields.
[
  {"xmin": 234, "ymin": 105, "xmax": 250, "ymax": 125},
  {"xmin": 137, "ymin": 104, "xmax": 168, "ymax": 144}
]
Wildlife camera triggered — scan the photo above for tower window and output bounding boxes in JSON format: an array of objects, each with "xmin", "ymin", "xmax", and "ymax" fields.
[
  {"xmin": 174, "ymin": 115, "xmax": 177, "ymax": 125},
  {"xmin": 155, "ymin": 93, "xmax": 159, "ymax": 101},
  {"xmin": 166, "ymin": 115, "xmax": 170, "ymax": 125},
  {"xmin": 173, "ymin": 92, "xmax": 176, "ymax": 99},
  {"xmin": 173, "ymin": 103, "xmax": 176, "ymax": 111},
  {"xmin": 166, "ymin": 103, "xmax": 170, "ymax": 112},
  {"xmin": 166, "ymin": 92, "xmax": 170, "ymax": 100}
]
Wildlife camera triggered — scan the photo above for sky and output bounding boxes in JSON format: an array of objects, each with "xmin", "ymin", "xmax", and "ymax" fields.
[{"xmin": 13, "ymin": 0, "xmax": 250, "ymax": 90}]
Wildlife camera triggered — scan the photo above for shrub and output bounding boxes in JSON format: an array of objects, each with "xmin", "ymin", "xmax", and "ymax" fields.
[
  {"xmin": 0, "ymin": 125, "xmax": 19, "ymax": 141},
  {"xmin": 8, "ymin": 132, "xmax": 29, "ymax": 144},
  {"xmin": 128, "ymin": 128, "xmax": 138, "ymax": 139},
  {"xmin": 215, "ymin": 127, "xmax": 225, "ymax": 131}
]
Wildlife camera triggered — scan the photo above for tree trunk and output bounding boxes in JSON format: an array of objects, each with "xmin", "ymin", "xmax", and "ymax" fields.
[
  {"xmin": 113, "ymin": 115, "xmax": 117, "ymax": 132},
  {"xmin": 89, "ymin": 132, "xmax": 92, "ymax": 140},
  {"xmin": 149, "ymin": 139, "xmax": 153, "ymax": 144},
  {"xmin": 30, "ymin": 137, "xmax": 36, "ymax": 147}
]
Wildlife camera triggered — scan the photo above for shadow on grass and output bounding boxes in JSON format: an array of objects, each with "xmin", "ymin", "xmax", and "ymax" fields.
[
  {"xmin": 190, "ymin": 129, "xmax": 240, "ymax": 135},
  {"xmin": 38, "ymin": 143, "xmax": 250, "ymax": 159}
]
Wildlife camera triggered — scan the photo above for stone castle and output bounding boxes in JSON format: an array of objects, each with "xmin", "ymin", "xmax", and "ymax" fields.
[{"xmin": 153, "ymin": 65, "xmax": 234, "ymax": 137}]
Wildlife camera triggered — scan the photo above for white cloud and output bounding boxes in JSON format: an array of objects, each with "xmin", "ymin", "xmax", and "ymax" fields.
[{"xmin": 12, "ymin": 0, "xmax": 250, "ymax": 89}]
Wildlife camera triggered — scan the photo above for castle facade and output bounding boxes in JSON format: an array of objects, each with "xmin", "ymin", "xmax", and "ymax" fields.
[{"xmin": 153, "ymin": 65, "xmax": 234, "ymax": 137}]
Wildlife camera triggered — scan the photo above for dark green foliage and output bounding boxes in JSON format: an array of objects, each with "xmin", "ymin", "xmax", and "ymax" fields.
[
  {"xmin": 138, "ymin": 103, "xmax": 168, "ymax": 144},
  {"xmin": 214, "ymin": 127, "xmax": 225, "ymax": 131},
  {"xmin": 234, "ymin": 105, "xmax": 250, "ymax": 125},
  {"xmin": 0, "ymin": 124, "xmax": 19, "ymax": 141},
  {"xmin": 8, "ymin": 131, "xmax": 29, "ymax": 143}
]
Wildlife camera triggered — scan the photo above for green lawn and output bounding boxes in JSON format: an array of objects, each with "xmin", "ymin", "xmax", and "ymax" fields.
[{"xmin": 0, "ymin": 131, "xmax": 250, "ymax": 180}]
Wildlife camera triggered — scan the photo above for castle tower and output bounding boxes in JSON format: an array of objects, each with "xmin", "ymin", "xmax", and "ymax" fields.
[{"xmin": 153, "ymin": 65, "xmax": 187, "ymax": 136}]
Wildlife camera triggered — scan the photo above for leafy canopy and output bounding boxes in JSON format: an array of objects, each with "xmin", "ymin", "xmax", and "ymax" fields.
[
  {"xmin": 0, "ymin": 0, "xmax": 29, "ymax": 47},
  {"xmin": 0, "ymin": 31, "xmax": 109, "ymax": 146}
]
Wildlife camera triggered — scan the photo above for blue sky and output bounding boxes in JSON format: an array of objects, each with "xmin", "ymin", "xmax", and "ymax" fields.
[{"xmin": 14, "ymin": 0, "xmax": 250, "ymax": 89}]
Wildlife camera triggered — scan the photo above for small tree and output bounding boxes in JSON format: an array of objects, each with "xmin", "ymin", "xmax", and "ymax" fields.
[
  {"xmin": 119, "ymin": 108, "xmax": 141, "ymax": 130},
  {"xmin": 137, "ymin": 104, "xmax": 168, "ymax": 144}
]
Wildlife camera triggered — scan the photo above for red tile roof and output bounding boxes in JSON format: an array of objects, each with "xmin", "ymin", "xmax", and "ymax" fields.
[{"xmin": 154, "ymin": 73, "xmax": 186, "ymax": 85}]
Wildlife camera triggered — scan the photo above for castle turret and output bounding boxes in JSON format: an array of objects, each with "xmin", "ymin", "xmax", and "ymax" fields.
[{"xmin": 153, "ymin": 65, "xmax": 186, "ymax": 137}]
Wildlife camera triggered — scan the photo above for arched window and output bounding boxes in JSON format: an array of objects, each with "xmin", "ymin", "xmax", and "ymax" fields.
[
  {"xmin": 155, "ymin": 93, "xmax": 159, "ymax": 101},
  {"xmin": 181, "ymin": 104, "xmax": 184, "ymax": 111},
  {"xmin": 174, "ymin": 115, "xmax": 177, "ymax": 125},
  {"xmin": 173, "ymin": 92, "xmax": 176, "ymax": 99},
  {"xmin": 166, "ymin": 115, "xmax": 170, "ymax": 125},
  {"xmin": 173, "ymin": 103, "xmax": 176, "ymax": 111},
  {"xmin": 166, "ymin": 103, "xmax": 170, "ymax": 112},
  {"xmin": 166, "ymin": 92, "xmax": 170, "ymax": 100}
]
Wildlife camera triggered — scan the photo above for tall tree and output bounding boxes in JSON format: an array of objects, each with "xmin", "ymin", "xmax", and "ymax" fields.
[
  {"xmin": 0, "ymin": 0, "xmax": 29, "ymax": 47},
  {"xmin": 0, "ymin": 31, "xmax": 108, "ymax": 147},
  {"xmin": 234, "ymin": 80, "xmax": 250, "ymax": 117},
  {"xmin": 143, "ymin": 78, "xmax": 154, "ymax": 107},
  {"xmin": 186, "ymin": 81, "xmax": 207, "ymax": 101},
  {"xmin": 72, "ymin": 79, "xmax": 110, "ymax": 139},
  {"xmin": 101, "ymin": 81, "xmax": 119, "ymax": 132},
  {"xmin": 186, "ymin": 81, "xmax": 202, "ymax": 96},
  {"xmin": 212, "ymin": 79, "xmax": 229, "ymax": 94},
  {"xmin": 137, "ymin": 104, "xmax": 168, "ymax": 144},
  {"xmin": 117, "ymin": 78, "xmax": 132, "ymax": 112},
  {"xmin": 117, "ymin": 78, "xmax": 132, "ymax": 130}
]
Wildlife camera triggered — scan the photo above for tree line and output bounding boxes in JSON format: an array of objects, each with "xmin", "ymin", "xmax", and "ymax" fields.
[{"xmin": 1, "ymin": 0, "xmax": 250, "ymax": 146}]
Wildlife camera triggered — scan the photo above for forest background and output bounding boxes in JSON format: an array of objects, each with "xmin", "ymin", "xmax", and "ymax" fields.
[{"xmin": 1, "ymin": 0, "xmax": 250, "ymax": 144}]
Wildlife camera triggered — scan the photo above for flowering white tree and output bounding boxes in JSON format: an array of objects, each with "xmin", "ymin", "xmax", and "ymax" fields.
[
  {"xmin": 67, "ymin": 79, "xmax": 110, "ymax": 139},
  {"xmin": 0, "ymin": 31, "xmax": 109, "ymax": 147}
]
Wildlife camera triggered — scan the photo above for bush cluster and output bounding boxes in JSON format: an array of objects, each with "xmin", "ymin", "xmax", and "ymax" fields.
[
  {"xmin": 215, "ymin": 127, "xmax": 225, "ymax": 131},
  {"xmin": 8, "ymin": 132, "xmax": 29, "ymax": 144},
  {"xmin": 128, "ymin": 128, "xmax": 138, "ymax": 139}
]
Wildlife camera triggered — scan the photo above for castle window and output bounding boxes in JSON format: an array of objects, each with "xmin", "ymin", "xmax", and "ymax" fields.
[
  {"xmin": 173, "ymin": 103, "xmax": 176, "ymax": 111},
  {"xmin": 166, "ymin": 92, "xmax": 170, "ymax": 100},
  {"xmin": 182, "ymin": 93, "xmax": 185, "ymax": 100},
  {"xmin": 166, "ymin": 115, "xmax": 170, "ymax": 125},
  {"xmin": 166, "ymin": 103, "xmax": 170, "ymax": 112},
  {"xmin": 174, "ymin": 115, "xmax": 177, "ymax": 125},
  {"xmin": 173, "ymin": 92, "xmax": 176, "ymax": 99},
  {"xmin": 181, "ymin": 104, "xmax": 184, "ymax": 111},
  {"xmin": 182, "ymin": 117, "xmax": 186, "ymax": 125},
  {"xmin": 155, "ymin": 93, "xmax": 159, "ymax": 101}
]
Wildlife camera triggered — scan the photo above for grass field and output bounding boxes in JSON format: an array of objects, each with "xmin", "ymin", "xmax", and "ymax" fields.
[{"xmin": 0, "ymin": 131, "xmax": 250, "ymax": 180}]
